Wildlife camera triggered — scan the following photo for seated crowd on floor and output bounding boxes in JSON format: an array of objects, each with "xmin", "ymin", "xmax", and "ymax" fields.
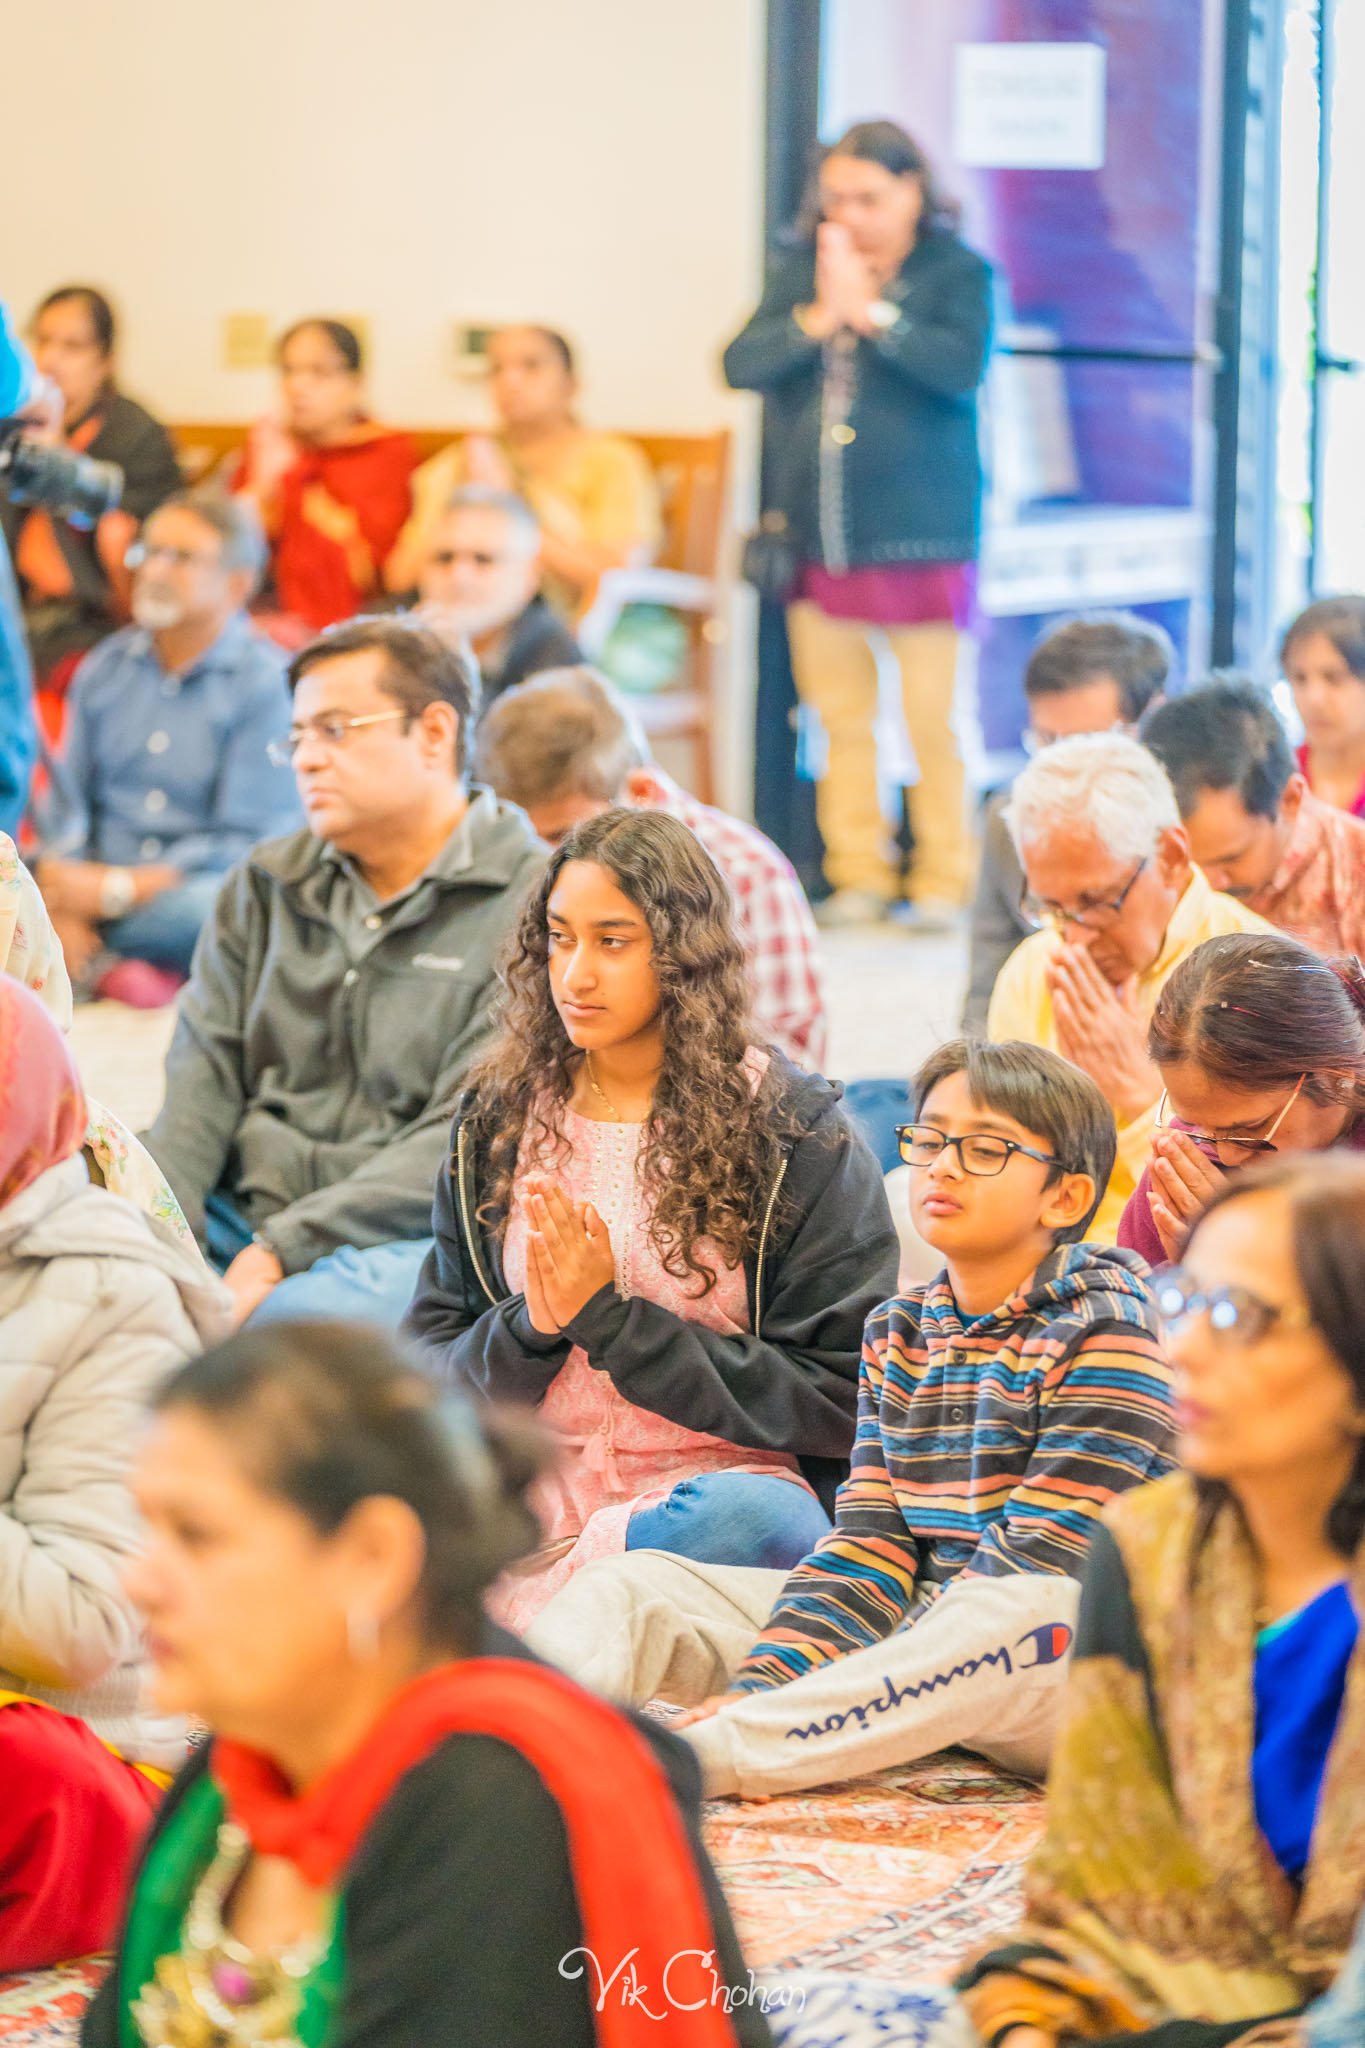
[{"xmin": 6, "ymin": 146, "xmax": 1365, "ymax": 2048}]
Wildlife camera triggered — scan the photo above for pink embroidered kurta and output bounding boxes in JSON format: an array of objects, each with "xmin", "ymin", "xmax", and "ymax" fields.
[{"xmin": 494, "ymin": 1105, "xmax": 810, "ymax": 1631}]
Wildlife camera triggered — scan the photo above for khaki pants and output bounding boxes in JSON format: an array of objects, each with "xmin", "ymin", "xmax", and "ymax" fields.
[
  {"xmin": 526, "ymin": 1549, "xmax": 1079, "ymax": 1798},
  {"xmin": 786, "ymin": 602, "xmax": 969, "ymax": 904}
]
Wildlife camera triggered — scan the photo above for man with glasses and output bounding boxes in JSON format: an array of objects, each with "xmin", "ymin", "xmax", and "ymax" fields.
[
  {"xmin": 35, "ymin": 489, "xmax": 297, "ymax": 999},
  {"xmin": 986, "ymin": 732, "xmax": 1271, "ymax": 1239},
  {"xmin": 145, "ymin": 614, "xmax": 545, "ymax": 1327},
  {"xmin": 964, "ymin": 612, "xmax": 1173, "ymax": 1032},
  {"xmin": 412, "ymin": 486, "xmax": 580, "ymax": 706}
]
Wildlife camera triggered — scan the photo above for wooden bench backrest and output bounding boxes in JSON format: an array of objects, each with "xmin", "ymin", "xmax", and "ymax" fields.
[{"xmin": 170, "ymin": 423, "xmax": 731, "ymax": 581}]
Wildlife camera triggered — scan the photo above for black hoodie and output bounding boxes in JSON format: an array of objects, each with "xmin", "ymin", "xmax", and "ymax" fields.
[{"xmin": 402, "ymin": 1054, "xmax": 900, "ymax": 1509}]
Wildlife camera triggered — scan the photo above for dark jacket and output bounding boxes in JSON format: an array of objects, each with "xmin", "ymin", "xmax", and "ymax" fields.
[
  {"xmin": 723, "ymin": 228, "xmax": 992, "ymax": 571},
  {"xmin": 963, "ymin": 787, "xmax": 1030, "ymax": 1033},
  {"xmin": 146, "ymin": 791, "xmax": 545, "ymax": 1273},
  {"xmin": 82, "ymin": 1626, "xmax": 772, "ymax": 2048},
  {"xmin": 403, "ymin": 1055, "xmax": 901, "ymax": 1510},
  {"xmin": 479, "ymin": 593, "xmax": 583, "ymax": 707}
]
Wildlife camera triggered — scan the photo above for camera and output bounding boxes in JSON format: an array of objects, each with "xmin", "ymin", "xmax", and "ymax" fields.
[{"xmin": 0, "ymin": 418, "xmax": 122, "ymax": 529}]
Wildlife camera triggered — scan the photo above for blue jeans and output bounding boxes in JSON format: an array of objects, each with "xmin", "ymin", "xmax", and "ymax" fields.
[
  {"xmin": 842, "ymin": 1076, "xmax": 912, "ymax": 1177},
  {"xmin": 626, "ymin": 1470, "xmax": 831, "ymax": 1571},
  {"xmin": 102, "ymin": 872, "xmax": 224, "ymax": 977},
  {"xmin": 249, "ymin": 1236, "xmax": 435, "ymax": 1329}
]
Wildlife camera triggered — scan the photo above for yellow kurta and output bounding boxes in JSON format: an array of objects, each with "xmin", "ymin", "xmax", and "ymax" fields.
[
  {"xmin": 986, "ymin": 869, "xmax": 1273, "ymax": 1241},
  {"xmin": 392, "ymin": 429, "xmax": 661, "ymax": 615}
]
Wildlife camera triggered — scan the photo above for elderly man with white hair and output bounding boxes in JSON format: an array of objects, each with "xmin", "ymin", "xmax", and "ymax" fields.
[{"xmin": 987, "ymin": 731, "xmax": 1272, "ymax": 1238}]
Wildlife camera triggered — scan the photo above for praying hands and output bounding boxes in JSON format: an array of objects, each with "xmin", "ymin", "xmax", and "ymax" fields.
[
  {"xmin": 1046, "ymin": 945, "xmax": 1161, "ymax": 1125},
  {"xmin": 522, "ymin": 1174, "xmax": 616, "ymax": 1335},
  {"xmin": 1148, "ymin": 1128, "xmax": 1226, "ymax": 1263}
]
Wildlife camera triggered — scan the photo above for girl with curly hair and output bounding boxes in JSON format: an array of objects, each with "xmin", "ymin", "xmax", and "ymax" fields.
[{"xmin": 404, "ymin": 806, "xmax": 898, "ymax": 1628}]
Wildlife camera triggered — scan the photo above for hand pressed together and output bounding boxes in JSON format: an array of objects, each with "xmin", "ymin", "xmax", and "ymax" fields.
[
  {"xmin": 1046, "ymin": 945, "xmax": 1161, "ymax": 1125},
  {"xmin": 1148, "ymin": 1128, "xmax": 1225, "ymax": 1262},
  {"xmin": 522, "ymin": 1174, "xmax": 616, "ymax": 1336}
]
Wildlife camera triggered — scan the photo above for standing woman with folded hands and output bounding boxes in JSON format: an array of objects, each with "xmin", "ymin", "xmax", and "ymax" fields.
[
  {"xmin": 403, "ymin": 807, "xmax": 898, "ymax": 1630},
  {"xmin": 724, "ymin": 120, "xmax": 992, "ymax": 931}
]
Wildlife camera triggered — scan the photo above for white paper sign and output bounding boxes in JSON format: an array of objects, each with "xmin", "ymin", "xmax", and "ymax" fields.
[{"xmin": 953, "ymin": 42, "xmax": 1107, "ymax": 170}]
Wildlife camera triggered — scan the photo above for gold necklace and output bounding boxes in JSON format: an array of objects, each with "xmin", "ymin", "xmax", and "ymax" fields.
[{"xmin": 584, "ymin": 1053, "xmax": 623, "ymax": 1122}]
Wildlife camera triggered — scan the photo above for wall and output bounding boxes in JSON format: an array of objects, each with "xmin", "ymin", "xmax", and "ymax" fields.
[
  {"xmin": 7, "ymin": 0, "xmax": 767, "ymax": 805},
  {"xmin": 6, "ymin": 0, "xmax": 764, "ymax": 434}
]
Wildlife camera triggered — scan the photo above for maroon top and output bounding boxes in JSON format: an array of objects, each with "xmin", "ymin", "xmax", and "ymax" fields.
[
  {"xmin": 796, "ymin": 560, "xmax": 976, "ymax": 629},
  {"xmin": 1119, "ymin": 1117, "xmax": 1365, "ymax": 1268}
]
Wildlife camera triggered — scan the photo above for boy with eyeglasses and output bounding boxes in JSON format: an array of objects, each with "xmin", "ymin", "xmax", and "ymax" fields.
[{"xmin": 526, "ymin": 1038, "xmax": 1175, "ymax": 1797}]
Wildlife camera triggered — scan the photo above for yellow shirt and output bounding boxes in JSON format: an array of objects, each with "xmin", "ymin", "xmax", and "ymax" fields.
[
  {"xmin": 986, "ymin": 868, "xmax": 1274, "ymax": 1241},
  {"xmin": 393, "ymin": 429, "xmax": 662, "ymax": 614}
]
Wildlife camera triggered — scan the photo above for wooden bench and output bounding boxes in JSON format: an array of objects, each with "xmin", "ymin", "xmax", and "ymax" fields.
[{"xmin": 171, "ymin": 423, "xmax": 731, "ymax": 801}]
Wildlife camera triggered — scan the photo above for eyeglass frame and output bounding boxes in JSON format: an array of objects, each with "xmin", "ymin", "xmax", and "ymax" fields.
[
  {"xmin": 1154, "ymin": 1072, "xmax": 1307, "ymax": 1166},
  {"xmin": 267, "ymin": 708, "xmax": 413, "ymax": 767},
  {"xmin": 1154, "ymin": 1267, "xmax": 1315, "ymax": 1350},
  {"xmin": 894, "ymin": 1123, "xmax": 1067, "ymax": 1178},
  {"xmin": 124, "ymin": 539, "xmax": 224, "ymax": 572},
  {"xmin": 1019, "ymin": 854, "xmax": 1151, "ymax": 936}
]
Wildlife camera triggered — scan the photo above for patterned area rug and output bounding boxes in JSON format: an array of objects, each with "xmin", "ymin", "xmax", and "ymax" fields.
[
  {"xmin": 0, "ymin": 1752, "xmax": 1040, "ymax": 2045},
  {"xmin": 703, "ymin": 1748, "xmax": 1044, "ymax": 1978},
  {"xmin": 0, "ymin": 1960, "xmax": 103, "ymax": 2046}
]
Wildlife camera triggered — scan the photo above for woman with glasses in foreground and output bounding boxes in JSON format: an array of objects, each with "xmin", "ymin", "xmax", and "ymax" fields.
[
  {"xmin": 1118, "ymin": 932, "xmax": 1365, "ymax": 1265},
  {"xmin": 953, "ymin": 1154, "xmax": 1365, "ymax": 2048}
]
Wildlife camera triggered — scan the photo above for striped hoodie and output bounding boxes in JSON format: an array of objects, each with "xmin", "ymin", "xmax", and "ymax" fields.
[{"xmin": 731, "ymin": 1242, "xmax": 1174, "ymax": 1693}]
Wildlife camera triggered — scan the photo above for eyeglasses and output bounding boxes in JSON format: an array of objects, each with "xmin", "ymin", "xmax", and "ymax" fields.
[
  {"xmin": 1155, "ymin": 1074, "xmax": 1307, "ymax": 1168},
  {"xmin": 1154, "ymin": 1267, "xmax": 1314, "ymax": 1349},
  {"xmin": 895, "ymin": 1124, "xmax": 1065, "ymax": 1177},
  {"xmin": 1020, "ymin": 856, "xmax": 1148, "ymax": 934},
  {"xmin": 125, "ymin": 541, "xmax": 221, "ymax": 571},
  {"xmin": 267, "ymin": 709, "xmax": 411, "ymax": 766},
  {"xmin": 426, "ymin": 548, "xmax": 507, "ymax": 569}
]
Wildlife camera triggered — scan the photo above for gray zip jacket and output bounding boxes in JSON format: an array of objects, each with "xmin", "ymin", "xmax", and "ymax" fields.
[
  {"xmin": 0, "ymin": 1156, "xmax": 230, "ymax": 1767},
  {"xmin": 146, "ymin": 790, "xmax": 545, "ymax": 1274}
]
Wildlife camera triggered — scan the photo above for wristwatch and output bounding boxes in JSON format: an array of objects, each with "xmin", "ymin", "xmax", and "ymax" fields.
[
  {"xmin": 98, "ymin": 867, "xmax": 137, "ymax": 920},
  {"xmin": 866, "ymin": 299, "xmax": 901, "ymax": 331}
]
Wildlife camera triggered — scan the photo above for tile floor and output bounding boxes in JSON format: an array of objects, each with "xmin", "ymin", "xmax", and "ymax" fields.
[{"xmin": 68, "ymin": 926, "xmax": 968, "ymax": 1132}]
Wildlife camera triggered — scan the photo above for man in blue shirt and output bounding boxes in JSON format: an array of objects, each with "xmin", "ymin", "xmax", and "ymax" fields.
[{"xmin": 37, "ymin": 487, "xmax": 299, "ymax": 991}]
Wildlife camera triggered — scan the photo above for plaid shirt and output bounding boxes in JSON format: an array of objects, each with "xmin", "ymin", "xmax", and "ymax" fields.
[
  {"xmin": 643, "ymin": 771, "xmax": 828, "ymax": 1069},
  {"xmin": 1249, "ymin": 790, "xmax": 1365, "ymax": 960}
]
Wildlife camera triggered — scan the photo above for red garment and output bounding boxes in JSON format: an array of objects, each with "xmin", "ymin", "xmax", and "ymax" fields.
[
  {"xmin": 213, "ymin": 1658, "xmax": 738, "ymax": 2048},
  {"xmin": 796, "ymin": 558, "xmax": 975, "ymax": 628},
  {"xmin": 1297, "ymin": 742, "xmax": 1365, "ymax": 822},
  {"xmin": 240, "ymin": 425, "xmax": 416, "ymax": 632},
  {"xmin": 0, "ymin": 979, "xmax": 87, "ymax": 1206},
  {"xmin": 0, "ymin": 1701, "xmax": 160, "ymax": 1971}
]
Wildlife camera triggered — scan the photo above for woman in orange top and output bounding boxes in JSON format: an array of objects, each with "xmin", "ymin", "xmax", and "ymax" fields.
[{"xmin": 236, "ymin": 319, "xmax": 416, "ymax": 638}]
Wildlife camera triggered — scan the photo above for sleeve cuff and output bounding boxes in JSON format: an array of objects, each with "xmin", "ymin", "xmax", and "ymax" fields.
[
  {"xmin": 508, "ymin": 1297, "xmax": 572, "ymax": 1355},
  {"xmin": 562, "ymin": 1283, "xmax": 629, "ymax": 1358}
]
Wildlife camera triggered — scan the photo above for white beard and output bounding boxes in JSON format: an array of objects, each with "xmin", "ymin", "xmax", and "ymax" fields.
[{"xmin": 132, "ymin": 587, "xmax": 186, "ymax": 631}]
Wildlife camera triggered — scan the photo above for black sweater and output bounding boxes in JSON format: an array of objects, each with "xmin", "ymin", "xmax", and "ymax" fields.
[
  {"xmin": 82, "ymin": 1633, "xmax": 772, "ymax": 2048},
  {"xmin": 402, "ymin": 1056, "xmax": 901, "ymax": 1511},
  {"xmin": 723, "ymin": 228, "xmax": 993, "ymax": 571}
]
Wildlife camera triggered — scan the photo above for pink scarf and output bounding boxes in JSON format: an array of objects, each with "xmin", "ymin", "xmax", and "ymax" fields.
[{"xmin": 0, "ymin": 976, "xmax": 87, "ymax": 1207}]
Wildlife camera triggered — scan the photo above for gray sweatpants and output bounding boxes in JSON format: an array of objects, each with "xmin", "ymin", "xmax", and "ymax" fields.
[{"xmin": 526, "ymin": 1549, "xmax": 1080, "ymax": 1798}]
